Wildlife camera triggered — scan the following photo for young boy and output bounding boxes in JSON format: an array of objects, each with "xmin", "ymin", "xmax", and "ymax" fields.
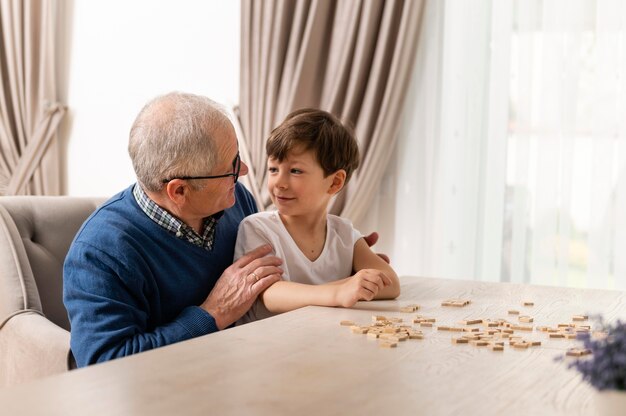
[{"xmin": 235, "ymin": 109, "xmax": 400, "ymax": 323}]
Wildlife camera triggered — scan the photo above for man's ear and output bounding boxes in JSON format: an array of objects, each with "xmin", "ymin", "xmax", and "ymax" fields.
[
  {"xmin": 165, "ymin": 179, "xmax": 189, "ymax": 206},
  {"xmin": 328, "ymin": 170, "xmax": 347, "ymax": 195}
]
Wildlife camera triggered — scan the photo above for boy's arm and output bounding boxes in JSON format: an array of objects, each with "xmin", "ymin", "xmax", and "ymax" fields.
[
  {"xmin": 352, "ymin": 238, "xmax": 401, "ymax": 299},
  {"xmin": 261, "ymin": 237, "xmax": 400, "ymax": 312},
  {"xmin": 260, "ymin": 268, "xmax": 393, "ymax": 312},
  {"xmin": 260, "ymin": 281, "xmax": 340, "ymax": 313}
]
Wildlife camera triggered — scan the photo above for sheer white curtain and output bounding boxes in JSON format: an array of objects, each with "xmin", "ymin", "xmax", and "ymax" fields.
[{"xmin": 365, "ymin": 0, "xmax": 626, "ymax": 290}]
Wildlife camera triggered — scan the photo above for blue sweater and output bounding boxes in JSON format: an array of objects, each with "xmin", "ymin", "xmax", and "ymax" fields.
[{"xmin": 63, "ymin": 183, "xmax": 257, "ymax": 367}]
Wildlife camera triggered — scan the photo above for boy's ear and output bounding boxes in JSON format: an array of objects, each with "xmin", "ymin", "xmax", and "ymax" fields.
[{"xmin": 327, "ymin": 170, "xmax": 347, "ymax": 195}]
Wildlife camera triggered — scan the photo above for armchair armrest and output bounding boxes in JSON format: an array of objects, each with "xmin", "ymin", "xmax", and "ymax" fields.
[{"xmin": 0, "ymin": 312, "xmax": 70, "ymax": 387}]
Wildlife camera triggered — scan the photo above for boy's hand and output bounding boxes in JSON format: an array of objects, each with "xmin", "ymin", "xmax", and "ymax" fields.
[
  {"xmin": 363, "ymin": 232, "xmax": 390, "ymax": 264},
  {"xmin": 335, "ymin": 269, "xmax": 392, "ymax": 308}
]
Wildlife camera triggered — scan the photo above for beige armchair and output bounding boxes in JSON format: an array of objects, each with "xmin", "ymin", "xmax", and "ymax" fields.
[{"xmin": 0, "ymin": 196, "xmax": 105, "ymax": 387}]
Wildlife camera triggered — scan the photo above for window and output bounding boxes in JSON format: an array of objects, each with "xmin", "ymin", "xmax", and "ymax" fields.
[{"xmin": 373, "ymin": 0, "xmax": 626, "ymax": 290}]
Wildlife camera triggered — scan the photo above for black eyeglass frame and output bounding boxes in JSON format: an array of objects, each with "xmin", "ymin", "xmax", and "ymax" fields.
[{"xmin": 161, "ymin": 152, "xmax": 241, "ymax": 184}]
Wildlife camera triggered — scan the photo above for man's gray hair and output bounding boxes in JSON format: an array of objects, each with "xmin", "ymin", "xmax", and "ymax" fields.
[{"xmin": 128, "ymin": 92, "xmax": 232, "ymax": 192}]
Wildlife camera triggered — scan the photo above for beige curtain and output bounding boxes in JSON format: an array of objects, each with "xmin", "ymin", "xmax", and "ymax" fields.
[
  {"xmin": 237, "ymin": 0, "xmax": 423, "ymax": 223},
  {"xmin": 0, "ymin": 0, "xmax": 66, "ymax": 196}
]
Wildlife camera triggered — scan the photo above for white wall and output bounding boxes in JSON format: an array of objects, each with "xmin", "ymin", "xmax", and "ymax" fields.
[{"xmin": 65, "ymin": 0, "xmax": 240, "ymax": 196}]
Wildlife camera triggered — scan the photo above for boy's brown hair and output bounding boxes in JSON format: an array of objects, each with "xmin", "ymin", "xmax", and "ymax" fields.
[{"xmin": 266, "ymin": 108, "xmax": 360, "ymax": 183}]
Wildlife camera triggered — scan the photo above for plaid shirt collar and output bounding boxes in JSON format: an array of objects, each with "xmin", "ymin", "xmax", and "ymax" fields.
[{"xmin": 133, "ymin": 183, "xmax": 217, "ymax": 251}]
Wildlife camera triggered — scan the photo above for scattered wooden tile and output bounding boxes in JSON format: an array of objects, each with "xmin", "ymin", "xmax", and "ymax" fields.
[
  {"xmin": 379, "ymin": 334, "xmax": 400, "ymax": 342},
  {"xmin": 397, "ymin": 333, "xmax": 409, "ymax": 341},
  {"xmin": 508, "ymin": 337, "xmax": 523, "ymax": 345},
  {"xmin": 463, "ymin": 327, "xmax": 480, "ymax": 332},
  {"xmin": 442, "ymin": 299, "xmax": 471, "ymax": 307},
  {"xmin": 408, "ymin": 332, "xmax": 424, "ymax": 340},
  {"xmin": 566, "ymin": 348, "xmax": 591, "ymax": 357},
  {"xmin": 351, "ymin": 326, "xmax": 369, "ymax": 334},
  {"xmin": 400, "ymin": 304, "xmax": 421, "ymax": 313},
  {"xmin": 340, "ymin": 320, "xmax": 355, "ymax": 326},
  {"xmin": 511, "ymin": 325, "xmax": 533, "ymax": 331},
  {"xmin": 460, "ymin": 319, "xmax": 483, "ymax": 325}
]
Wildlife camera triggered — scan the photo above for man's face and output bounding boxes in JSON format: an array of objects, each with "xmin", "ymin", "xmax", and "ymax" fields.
[{"xmin": 186, "ymin": 124, "xmax": 249, "ymax": 217}]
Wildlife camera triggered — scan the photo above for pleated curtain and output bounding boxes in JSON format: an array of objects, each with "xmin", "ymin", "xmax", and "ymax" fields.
[
  {"xmin": 237, "ymin": 0, "xmax": 424, "ymax": 223},
  {"xmin": 0, "ymin": 0, "xmax": 66, "ymax": 196}
]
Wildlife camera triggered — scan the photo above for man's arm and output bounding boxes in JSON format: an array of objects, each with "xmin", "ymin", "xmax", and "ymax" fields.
[
  {"xmin": 64, "ymin": 242, "xmax": 217, "ymax": 367},
  {"xmin": 64, "ymin": 241, "xmax": 282, "ymax": 367},
  {"xmin": 362, "ymin": 231, "xmax": 391, "ymax": 264}
]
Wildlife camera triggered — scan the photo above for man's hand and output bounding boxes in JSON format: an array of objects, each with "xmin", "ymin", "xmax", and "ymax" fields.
[
  {"xmin": 201, "ymin": 244, "xmax": 282, "ymax": 329},
  {"xmin": 334, "ymin": 269, "xmax": 392, "ymax": 308},
  {"xmin": 363, "ymin": 232, "xmax": 390, "ymax": 264}
]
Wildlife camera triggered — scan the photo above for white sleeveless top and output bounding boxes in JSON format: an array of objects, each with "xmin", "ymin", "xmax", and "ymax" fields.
[{"xmin": 234, "ymin": 211, "xmax": 362, "ymax": 323}]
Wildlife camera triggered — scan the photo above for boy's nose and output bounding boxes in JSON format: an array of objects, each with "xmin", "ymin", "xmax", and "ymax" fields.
[
  {"xmin": 275, "ymin": 173, "xmax": 288, "ymax": 189},
  {"xmin": 276, "ymin": 178, "xmax": 287, "ymax": 189}
]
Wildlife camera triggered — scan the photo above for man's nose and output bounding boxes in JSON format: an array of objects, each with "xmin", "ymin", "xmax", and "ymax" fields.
[{"xmin": 239, "ymin": 160, "xmax": 249, "ymax": 176}]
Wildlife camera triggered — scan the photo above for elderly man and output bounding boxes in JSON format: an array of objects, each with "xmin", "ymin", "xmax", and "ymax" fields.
[{"xmin": 63, "ymin": 92, "xmax": 283, "ymax": 367}]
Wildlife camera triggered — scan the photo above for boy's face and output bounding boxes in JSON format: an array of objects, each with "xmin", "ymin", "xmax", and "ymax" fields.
[{"xmin": 267, "ymin": 146, "xmax": 343, "ymax": 218}]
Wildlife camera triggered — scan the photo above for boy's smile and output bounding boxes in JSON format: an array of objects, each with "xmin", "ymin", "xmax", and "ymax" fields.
[{"xmin": 274, "ymin": 195, "xmax": 296, "ymax": 203}]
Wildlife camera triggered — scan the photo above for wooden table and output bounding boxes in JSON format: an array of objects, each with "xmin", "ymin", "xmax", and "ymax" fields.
[{"xmin": 0, "ymin": 276, "xmax": 624, "ymax": 415}]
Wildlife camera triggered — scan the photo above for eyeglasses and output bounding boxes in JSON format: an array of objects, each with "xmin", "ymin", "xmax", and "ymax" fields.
[{"xmin": 161, "ymin": 152, "xmax": 241, "ymax": 184}]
